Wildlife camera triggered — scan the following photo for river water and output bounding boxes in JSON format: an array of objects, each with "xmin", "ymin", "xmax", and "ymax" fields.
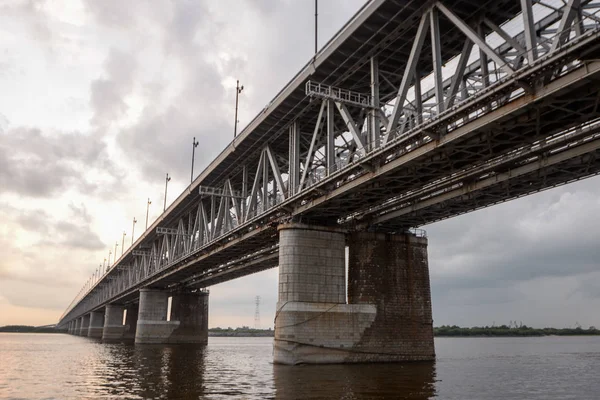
[{"xmin": 0, "ymin": 334, "xmax": 599, "ymax": 399}]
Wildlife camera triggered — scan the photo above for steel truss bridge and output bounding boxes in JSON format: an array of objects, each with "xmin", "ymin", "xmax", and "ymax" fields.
[{"xmin": 60, "ymin": 0, "xmax": 600, "ymax": 326}]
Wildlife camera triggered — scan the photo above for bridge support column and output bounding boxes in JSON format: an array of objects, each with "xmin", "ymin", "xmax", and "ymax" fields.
[
  {"xmin": 168, "ymin": 291, "xmax": 209, "ymax": 344},
  {"xmin": 346, "ymin": 232, "xmax": 435, "ymax": 362},
  {"xmin": 274, "ymin": 223, "xmax": 377, "ymax": 364},
  {"xmin": 87, "ymin": 311, "xmax": 104, "ymax": 338},
  {"xmin": 135, "ymin": 289, "xmax": 209, "ymax": 344},
  {"xmin": 74, "ymin": 317, "xmax": 81, "ymax": 335},
  {"xmin": 123, "ymin": 303, "xmax": 139, "ymax": 340},
  {"xmin": 102, "ymin": 305, "xmax": 125, "ymax": 340},
  {"xmin": 80, "ymin": 314, "xmax": 90, "ymax": 336},
  {"xmin": 273, "ymin": 223, "xmax": 434, "ymax": 364}
]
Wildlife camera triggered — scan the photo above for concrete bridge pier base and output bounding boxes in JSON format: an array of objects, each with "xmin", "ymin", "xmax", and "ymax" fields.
[
  {"xmin": 102, "ymin": 305, "xmax": 125, "ymax": 340},
  {"xmin": 79, "ymin": 314, "xmax": 90, "ymax": 336},
  {"xmin": 74, "ymin": 318, "xmax": 81, "ymax": 335},
  {"xmin": 123, "ymin": 303, "xmax": 139, "ymax": 340},
  {"xmin": 88, "ymin": 311, "xmax": 104, "ymax": 338},
  {"xmin": 135, "ymin": 289, "xmax": 208, "ymax": 344},
  {"xmin": 346, "ymin": 231, "xmax": 435, "ymax": 362},
  {"xmin": 273, "ymin": 223, "xmax": 434, "ymax": 364}
]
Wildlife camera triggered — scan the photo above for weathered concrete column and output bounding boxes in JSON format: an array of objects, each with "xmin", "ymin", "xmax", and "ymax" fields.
[
  {"xmin": 74, "ymin": 317, "xmax": 81, "ymax": 335},
  {"xmin": 168, "ymin": 291, "xmax": 209, "ymax": 344},
  {"xmin": 274, "ymin": 223, "xmax": 377, "ymax": 364},
  {"xmin": 346, "ymin": 232, "xmax": 435, "ymax": 362},
  {"xmin": 123, "ymin": 303, "xmax": 139, "ymax": 340},
  {"xmin": 134, "ymin": 288, "xmax": 209, "ymax": 344},
  {"xmin": 135, "ymin": 289, "xmax": 175, "ymax": 344},
  {"xmin": 79, "ymin": 314, "xmax": 90, "ymax": 336},
  {"xmin": 102, "ymin": 305, "xmax": 125, "ymax": 340},
  {"xmin": 88, "ymin": 311, "xmax": 104, "ymax": 338}
]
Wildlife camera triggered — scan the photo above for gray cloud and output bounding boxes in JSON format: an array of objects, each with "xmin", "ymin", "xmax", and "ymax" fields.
[
  {"xmin": 90, "ymin": 49, "xmax": 137, "ymax": 127},
  {"xmin": 0, "ymin": 127, "xmax": 118, "ymax": 197}
]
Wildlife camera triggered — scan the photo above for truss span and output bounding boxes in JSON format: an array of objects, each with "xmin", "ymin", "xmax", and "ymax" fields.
[{"xmin": 60, "ymin": 0, "xmax": 600, "ymax": 325}]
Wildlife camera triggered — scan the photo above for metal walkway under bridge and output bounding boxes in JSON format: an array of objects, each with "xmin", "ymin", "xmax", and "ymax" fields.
[{"xmin": 60, "ymin": 0, "xmax": 600, "ymax": 327}]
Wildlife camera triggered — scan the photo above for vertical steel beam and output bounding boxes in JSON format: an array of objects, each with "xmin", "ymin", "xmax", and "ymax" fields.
[
  {"xmin": 414, "ymin": 70, "xmax": 423, "ymax": 124},
  {"xmin": 288, "ymin": 122, "xmax": 300, "ymax": 196},
  {"xmin": 430, "ymin": 7, "xmax": 445, "ymax": 115},
  {"xmin": 326, "ymin": 99, "xmax": 336, "ymax": 174},
  {"xmin": 369, "ymin": 56, "xmax": 380, "ymax": 150},
  {"xmin": 387, "ymin": 11, "xmax": 430, "ymax": 135},
  {"xmin": 478, "ymin": 23, "xmax": 490, "ymax": 89},
  {"xmin": 520, "ymin": 0, "xmax": 538, "ymax": 64},
  {"xmin": 210, "ymin": 195, "xmax": 215, "ymax": 240},
  {"xmin": 241, "ymin": 165, "xmax": 248, "ymax": 222},
  {"xmin": 262, "ymin": 148, "xmax": 269, "ymax": 211}
]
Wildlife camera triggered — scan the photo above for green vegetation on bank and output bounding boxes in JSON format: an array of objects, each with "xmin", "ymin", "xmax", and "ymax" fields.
[
  {"xmin": 0, "ymin": 325, "xmax": 66, "ymax": 333},
  {"xmin": 209, "ymin": 326, "xmax": 274, "ymax": 337},
  {"xmin": 3, "ymin": 325, "xmax": 599, "ymax": 337},
  {"xmin": 434, "ymin": 325, "xmax": 600, "ymax": 337}
]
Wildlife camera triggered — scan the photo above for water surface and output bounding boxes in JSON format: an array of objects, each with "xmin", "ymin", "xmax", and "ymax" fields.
[{"xmin": 0, "ymin": 334, "xmax": 599, "ymax": 399}]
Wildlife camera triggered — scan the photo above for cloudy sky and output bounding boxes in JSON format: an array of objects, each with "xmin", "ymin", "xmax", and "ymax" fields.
[{"xmin": 1, "ymin": 0, "xmax": 599, "ymax": 330}]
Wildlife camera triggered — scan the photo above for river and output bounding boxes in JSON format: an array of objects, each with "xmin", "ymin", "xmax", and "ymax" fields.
[{"xmin": 0, "ymin": 334, "xmax": 598, "ymax": 399}]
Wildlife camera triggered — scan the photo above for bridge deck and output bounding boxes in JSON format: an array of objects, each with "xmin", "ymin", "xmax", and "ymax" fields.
[{"xmin": 59, "ymin": 0, "xmax": 600, "ymax": 324}]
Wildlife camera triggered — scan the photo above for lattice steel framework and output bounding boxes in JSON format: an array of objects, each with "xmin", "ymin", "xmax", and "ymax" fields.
[{"xmin": 59, "ymin": 0, "xmax": 600, "ymax": 327}]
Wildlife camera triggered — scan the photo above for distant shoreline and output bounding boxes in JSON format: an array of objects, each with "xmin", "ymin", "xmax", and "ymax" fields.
[{"xmin": 2, "ymin": 325, "xmax": 599, "ymax": 338}]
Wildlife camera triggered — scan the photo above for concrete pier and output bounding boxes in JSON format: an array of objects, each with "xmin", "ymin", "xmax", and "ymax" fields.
[
  {"xmin": 273, "ymin": 223, "xmax": 434, "ymax": 364},
  {"xmin": 102, "ymin": 305, "xmax": 125, "ymax": 340},
  {"xmin": 74, "ymin": 317, "xmax": 81, "ymax": 335},
  {"xmin": 346, "ymin": 232, "xmax": 434, "ymax": 362},
  {"xmin": 88, "ymin": 311, "xmax": 104, "ymax": 338},
  {"xmin": 168, "ymin": 291, "xmax": 209, "ymax": 344},
  {"xmin": 135, "ymin": 288, "xmax": 209, "ymax": 344},
  {"xmin": 80, "ymin": 314, "xmax": 90, "ymax": 336},
  {"xmin": 123, "ymin": 303, "xmax": 139, "ymax": 340}
]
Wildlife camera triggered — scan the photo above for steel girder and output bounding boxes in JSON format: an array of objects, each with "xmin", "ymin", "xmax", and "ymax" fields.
[{"xmin": 60, "ymin": 0, "xmax": 600, "ymax": 325}]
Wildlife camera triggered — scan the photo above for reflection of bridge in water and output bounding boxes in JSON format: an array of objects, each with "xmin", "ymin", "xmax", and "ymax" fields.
[{"xmin": 59, "ymin": 0, "xmax": 600, "ymax": 364}]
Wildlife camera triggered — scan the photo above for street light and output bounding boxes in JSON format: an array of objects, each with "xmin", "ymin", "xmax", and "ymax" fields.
[
  {"xmin": 191, "ymin": 137, "xmax": 199, "ymax": 183},
  {"xmin": 114, "ymin": 242, "xmax": 119, "ymax": 264},
  {"xmin": 132, "ymin": 217, "xmax": 137, "ymax": 245},
  {"xmin": 234, "ymin": 80, "xmax": 244, "ymax": 138},
  {"xmin": 146, "ymin": 198, "xmax": 151, "ymax": 230},
  {"xmin": 164, "ymin": 173, "xmax": 171, "ymax": 211},
  {"xmin": 121, "ymin": 231, "xmax": 126, "ymax": 256},
  {"xmin": 108, "ymin": 249, "xmax": 112, "ymax": 267}
]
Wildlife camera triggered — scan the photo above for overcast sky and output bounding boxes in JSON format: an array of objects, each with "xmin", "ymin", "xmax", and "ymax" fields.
[{"xmin": 1, "ymin": 0, "xmax": 599, "ymax": 330}]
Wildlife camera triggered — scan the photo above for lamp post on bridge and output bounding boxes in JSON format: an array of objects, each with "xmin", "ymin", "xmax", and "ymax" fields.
[
  {"xmin": 121, "ymin": 231, "xmax": 126, "ymax": 256},
  {"xmin": 146, "ymin": 198, "xmax": 151, "ymax": 230},
  {"xmin": 108, "ymin": 250, "xmax": 112, "ymax": 268},
  {"xmin": 164, "ymin": 173, "xmax": 171, "ymax": 212},
  {"xmin": 132, "ymin": 218, "xmax": 137, "ymax": 245},
  {"xmin": 103, "ymin": 258, "xmax": 106, "ymax": 272},
  {"xmin": 114, "ymin": 242, "xmax": 118, "ymax": 264},
  {"xmin": 234, "ymin": 80, "xmax": 244, "ymax": 138},
  {"xmin": 191, "ymin": 137, "xmax": 199, "ymax": 183}
]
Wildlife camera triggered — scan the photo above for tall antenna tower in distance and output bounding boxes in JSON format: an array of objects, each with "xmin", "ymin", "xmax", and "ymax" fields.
[{"xmin": 254, "ymin": 296, "xmax": 261, "ymax": 329}]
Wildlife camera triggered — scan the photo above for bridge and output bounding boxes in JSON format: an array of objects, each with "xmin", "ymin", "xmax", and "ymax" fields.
[{"xmin": 59, "ymin": 0, "xmax": 600, "ymax": 364}]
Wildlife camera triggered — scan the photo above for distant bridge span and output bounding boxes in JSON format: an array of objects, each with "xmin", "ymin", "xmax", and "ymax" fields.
[{"xmin": 60, "ymin": 0, "xmax": 600, "ymax": 364}]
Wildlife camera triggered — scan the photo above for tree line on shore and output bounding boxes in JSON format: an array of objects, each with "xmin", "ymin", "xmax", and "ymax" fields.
[
  {"xmin": 2, "ymin": 324, "xmax": 599, "ymax": 337},
  {"xmin": 434, "ymin": 325, "xmax": 600, "ymax": 336}
]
